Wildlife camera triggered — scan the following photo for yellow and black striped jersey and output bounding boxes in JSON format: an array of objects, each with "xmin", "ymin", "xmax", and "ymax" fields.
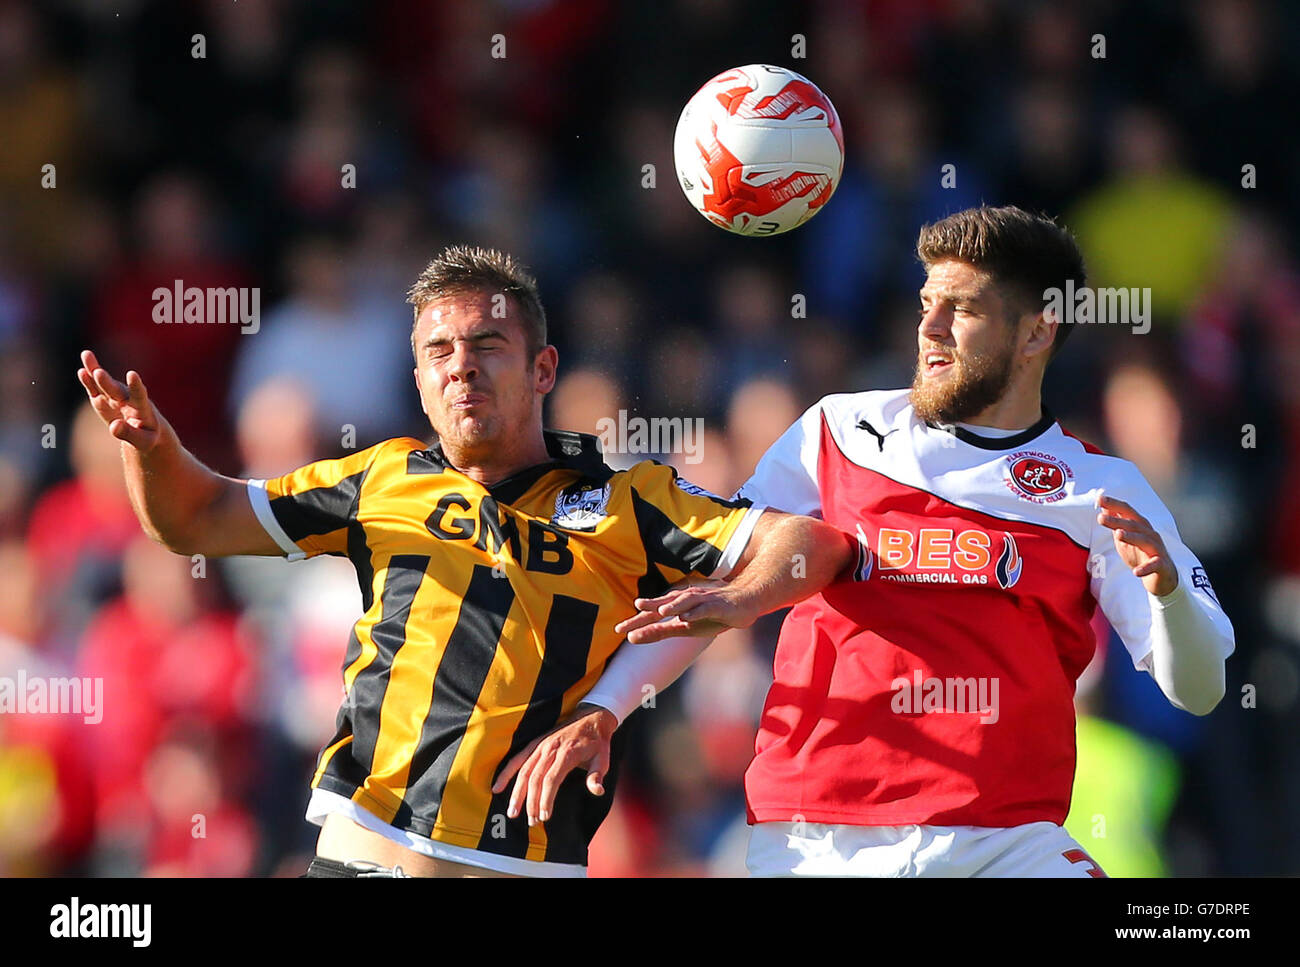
[{"xmin": 247, "ymin": 430, "xmax": 761, "ymax": 867}]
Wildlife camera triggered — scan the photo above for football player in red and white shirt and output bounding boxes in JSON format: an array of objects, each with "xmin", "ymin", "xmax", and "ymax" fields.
[{"xmin": 496, "ymin": 206, "xmax": 1233, "ymax": 877}]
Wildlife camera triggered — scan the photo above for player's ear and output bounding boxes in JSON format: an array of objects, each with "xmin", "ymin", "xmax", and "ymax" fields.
[
  {"xmin": 1022, "ymin": 308, "xmax": 1056, "ymax": 361},
  {"xmin": 413, "ymin": 366, "xmax": 427, "ymax": 415},
  {"xmin": 534, "ymin": 345, "xmax": 558, "ymax": 394}
]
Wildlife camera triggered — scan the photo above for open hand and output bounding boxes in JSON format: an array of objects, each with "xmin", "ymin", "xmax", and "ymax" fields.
[
  {"xmin": 77, "ymin": 349, "xmax": 161, "ymax": 452},
  {"xmin": 613, "ymin": 577, "xmax": 756, "ymax": 644},
  {"xmin": 490, "ymin": 704, "xmax": 616, "ymax": 827},
  {"xmin": 1097, "ymin": 493, "xmax": 1178, "ymax": 596}
]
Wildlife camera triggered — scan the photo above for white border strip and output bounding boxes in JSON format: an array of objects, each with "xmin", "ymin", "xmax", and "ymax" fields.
[
  {"xmin": 712, "ymin": 504, "xmax": 767, "ymax": 579},
  {"xmin": 246, "ymin": 479, "xmax": 307, "ymax": 561},
  {"xmin": 306, "ymin": 789, "xmax": 587, "ymax": 878}
]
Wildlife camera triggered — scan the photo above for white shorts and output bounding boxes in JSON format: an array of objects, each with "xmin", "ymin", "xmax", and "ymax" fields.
[
  {"xmin": 306, "ymin": 789, "xmax": 587, "ymax": 878},
  {"xmin": 746, "ymin": 821, "xmax": 1106, "ymax": 877}
]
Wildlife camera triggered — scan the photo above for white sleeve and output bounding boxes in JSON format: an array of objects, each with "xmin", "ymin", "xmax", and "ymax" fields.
[
  {"xmin": 581, "ymin": 637, "xmax": 714, "ymax": 725},
  {"xmin": 1088, "ymin": 476, "xmax": 1234, "ymax": 699},
  {"xmin": 733, "ymin": 400, "xmax": 824, "ymax": 517},
  {"xmin": 246, "ymin": 479, "xmax": 307, "ymax": 561},
  {"xmin": 711, "ymin": 504, "xmax": 766, "ymax": 579},
  {"xmin": 1145, "ymin": 581, "xmax": 1228, "ymax": 714}
]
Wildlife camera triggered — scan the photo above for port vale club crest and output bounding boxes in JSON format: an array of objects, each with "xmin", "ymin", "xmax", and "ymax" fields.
[{"xmin": 551, "ymin": 483, "xmax": 612, "ymax": 532}]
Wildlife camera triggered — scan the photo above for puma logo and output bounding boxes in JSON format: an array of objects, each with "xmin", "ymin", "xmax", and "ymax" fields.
[{"xmin": 857, "ymin": 419, "xmax": 898, "ymax": 451}]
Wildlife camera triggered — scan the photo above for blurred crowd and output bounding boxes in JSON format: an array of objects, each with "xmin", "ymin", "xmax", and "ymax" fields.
[{"xmin": 1, "ymin": 0, "xmax": 1298, "ymax": 876}]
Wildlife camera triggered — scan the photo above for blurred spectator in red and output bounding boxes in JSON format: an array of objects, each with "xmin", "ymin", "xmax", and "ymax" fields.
[
  {"xmin": 77, "ymin": 536, "xmax": 255, "ymax": 874},
  {"xmin": 89, "ymin": 173, "xmax": 250, "ymax": 468},
  {"xmin": 141, "ymin": 724, "xmax": 259, "ymax": 877},
  {"xmin": 25, "ymin": 404, "xmax": 139, "ymax": 645},
  {"xmin": 587, "ymin": 792, "xmax": 664, "ymax": 878}
]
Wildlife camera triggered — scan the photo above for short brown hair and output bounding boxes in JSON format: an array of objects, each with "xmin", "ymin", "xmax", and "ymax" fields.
[
  {"xmin": 406, "ymin": 245, "xmax": 548, "ymax": 360},
  {"xmin": 916, "ymin": 205, "xmax": 1086, "ymax": 357}
]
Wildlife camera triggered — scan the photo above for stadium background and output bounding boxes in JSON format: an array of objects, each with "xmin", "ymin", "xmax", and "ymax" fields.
[{"xmin": 1, "ymin": 0, "xmax": 1298, "ymax": 876}]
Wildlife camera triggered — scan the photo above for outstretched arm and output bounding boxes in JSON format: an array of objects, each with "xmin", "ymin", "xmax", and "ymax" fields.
[
  {"xmin": 615, "ymin": 509, "xmax": 856, "ymax": 643},
  {"xmin": 1097, "ymin": 494, "xmax": 1227, "ymax": 715},
  {"xmin": 77, "ymin": 349, "xmax": 281, "ymax": 557}
]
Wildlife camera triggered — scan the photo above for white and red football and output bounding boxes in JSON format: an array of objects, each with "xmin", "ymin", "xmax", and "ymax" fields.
[{"xmin": 673, "ymin": 64, "xmax": 844, "ymax": 237}]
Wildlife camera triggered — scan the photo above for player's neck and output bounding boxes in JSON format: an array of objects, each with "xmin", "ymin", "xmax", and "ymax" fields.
[
  {"xmin": 443, "ymin": 432, "xmax": 551, "ymax": 488},
  {"xmin": 963, "ymin": 383, "xmax": 1044, "ymax": 432}
]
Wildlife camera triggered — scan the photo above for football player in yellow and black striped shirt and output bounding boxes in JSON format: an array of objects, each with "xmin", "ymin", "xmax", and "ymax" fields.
[{"xmin": 77, "ymin": 245, "xmax": 853, "ymax": 877}]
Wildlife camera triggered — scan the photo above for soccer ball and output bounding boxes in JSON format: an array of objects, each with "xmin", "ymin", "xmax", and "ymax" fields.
[{"xmin": 673, "ymin": 64, "xmax": 844, "ymax": 237}]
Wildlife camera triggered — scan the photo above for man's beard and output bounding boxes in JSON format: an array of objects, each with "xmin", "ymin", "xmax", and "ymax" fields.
[{"xmin": 909, "ymin": 344, "xmax": 1014, "ymax": 425}]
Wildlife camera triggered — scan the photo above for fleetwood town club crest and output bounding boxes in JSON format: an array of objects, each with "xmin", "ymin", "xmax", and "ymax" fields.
[
  {"xmin": 1004, "ymin": 450, "xmax": 1072, "ymax": 504},
  {"xmin": 551, "ymin": 482, "xmax": 611, "ymax": 531}
]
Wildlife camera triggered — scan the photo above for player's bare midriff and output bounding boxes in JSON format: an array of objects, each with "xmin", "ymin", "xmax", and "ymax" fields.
[{"xmin": 316, "ymin": 813, "xmax": 521, "ymax": 878}]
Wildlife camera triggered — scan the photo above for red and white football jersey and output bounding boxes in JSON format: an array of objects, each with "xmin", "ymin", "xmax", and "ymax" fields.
[{"xmin": 736, "ymin": 389, "xmax": 1235, "ymax": 828}]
